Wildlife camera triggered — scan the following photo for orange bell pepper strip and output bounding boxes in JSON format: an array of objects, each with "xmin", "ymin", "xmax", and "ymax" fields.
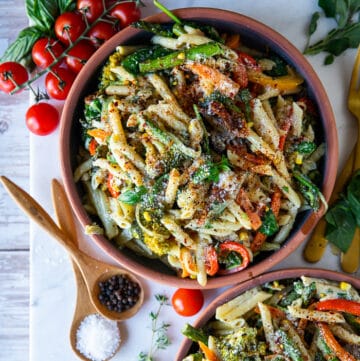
[
  {"xmin": 316, "ymin": 299, "xmax": 360, "ymax": 317},
  {"xmin": 318, "ymin": 323, "xmax": 356, "ymax": 361},
  {"xmin": 247, "ymin": 69, "xmax": 304, "ymax": 92},
  {"xmin": 225, "ymin": 33, "xmax": 240, "ymax": 49},
  {"xmin": 88, "ymin": 138, "xmax": 98, "ymax": 156},
  {"xmin": 87, "ymin": 128, "xmax": 111, "ymax": 142},
  {"xmin": 107, "ymin": 173, "xmax": 120, "ymax": 198},
  {"xmin": 198, "ymin": 341, "xmax": 220, "ymax": 361}
]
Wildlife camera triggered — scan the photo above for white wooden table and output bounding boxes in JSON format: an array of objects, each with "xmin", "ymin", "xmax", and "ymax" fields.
[{"xmin": 0, "ymin": 1, "xmax": 29, "ymax": 360}]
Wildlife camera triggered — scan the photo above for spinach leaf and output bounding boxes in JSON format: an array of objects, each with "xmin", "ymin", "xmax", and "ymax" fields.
[
  {"xmin": 347, "ymin": 169, "xmax": 360, "ymax": 227},
  {"xmin": 296, "ymin": 141, "xmax": 316, "ymax": 154},
  {"xmin": 325, "ymin": 197, "xmax": 357, "ymax": 252},
  {"xmin": 264, "ymin": 55, "xmax": 288, "ymax": 77},
  {"xmin": 293, "ymin": 171, "xmax": 321, "ymax": 211},
  {"xmin": 192, "ymin": 156, "xmax": 231, "ymax": 184},
  {"xmin": 259, "ymin": 209, "xmax": 279, "ymax": 236},
  {"xmin": 119, "ymin": 186, "xmax": 147, "ymax": 205},
  {"xmin": 84, "ymin": 98, "xmax": 102, "ymax": 122},
  {"xmin": 0, "ymin": 26, "xmax": 42, "ymax": 65}
]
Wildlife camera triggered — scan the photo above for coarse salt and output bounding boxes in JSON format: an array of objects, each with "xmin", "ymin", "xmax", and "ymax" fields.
[{"xmin": 76, "ymin": 313, "xmax": 120, "ymax": 361}]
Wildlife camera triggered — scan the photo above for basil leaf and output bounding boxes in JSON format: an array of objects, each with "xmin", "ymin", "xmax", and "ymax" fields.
[
  {"xmin": 308, "ymin": 12, "xmax": 320, "ymax": 36},
  {"xmin": 296, "ymin": 141, "xmax": 316, "ymax": 154},
  {"xmin": 57, "ymin": 0, "xmax": 76, "ymax": 12},
  {"xmin": 0, "ymin": 26, "xmax": 42, "ymax": 64},
  {"xmin": 192, "ymin": 156, "xmax": 231, "ymax": 184},
  {"xmin": 259, "ymin": 209, "xmax": 278, "ymax": 236},
  {"xmin": 325, "ymin": 198, "xmax": 356, "ymax": 252},
  {"xmin": 318, "ymin": 0, "xmax": 337, "ymax": 18},
  {"xmin": 347, "ymin": 169, "xmax": 360, "ymax": 227},
  {"xmin": 26, "ymin": 0, "xmax": 59, "ymax": 31},
  {"xmin": 119, "ymin": 186, "xmax": 147, "ymax": 205}
]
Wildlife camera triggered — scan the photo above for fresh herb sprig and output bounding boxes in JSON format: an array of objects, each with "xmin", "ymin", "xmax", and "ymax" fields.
[
  {"xmin": 325, "ymin": 169, "xmax": 360, "ymax": 252},
  {"xmin": 304, "ymin": 0, "xmax": 360, "ymax": 64},
  {"xmin": 138, "ymin": 294, "xmax": 171, "ymax": 361}
]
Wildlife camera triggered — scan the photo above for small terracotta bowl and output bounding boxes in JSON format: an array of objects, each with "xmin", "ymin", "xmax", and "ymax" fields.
[
  {"xmin": 175, "ymin": 268, "xmax": 360, "ymax": 360},
  {"xmin": 60, "ymin": 8, "xmax": 338, "ymax": 289}
]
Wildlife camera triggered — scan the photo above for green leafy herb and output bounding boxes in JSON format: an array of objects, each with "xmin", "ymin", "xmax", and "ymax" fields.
[
  {"xmin": 192, "ymin": 156, "xmax": 231, "ymax": 184},
  {"xmin": 259, "ymin": 209, "xmax": 279, "ymax": 236},
  {"xmin": 293, "ymin": 171, "xmax": 322, "ymax": 211},
  {"xmin": 304, "ymin": 0, "xmax": 360, "ymax": 64},
  {"xmin": 84, "ymin": 98, "xmax": 102, "ymax": 123},
  {"xmin": 296, "ymin": 141, "xmax": 317, "ymax": 154},
  {"xmin": 263, "ymin": 55, "xmax": 288, "ymax": 77},
  {"xmin": 119, "ymin": 186, "xmax": 147, "ymax": 205},
  {"xmin": 325, "ymin": 169, "xmax": 360, "ymax": 252},
  {"xmin": 138, "ymin": 294, "xmax": 171, "ymax": 361},
  {"xmin": 237, "ymin": 88, "xmax": 253, "ymax": 122}
]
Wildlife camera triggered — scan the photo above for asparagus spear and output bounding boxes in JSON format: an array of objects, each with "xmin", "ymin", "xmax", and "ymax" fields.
[{"xmin": 139, "ymin": 42, "xmax": 224, "ymax": 73}]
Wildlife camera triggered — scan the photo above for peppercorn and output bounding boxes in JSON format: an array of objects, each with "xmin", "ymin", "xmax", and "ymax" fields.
[{"xmin": 98, "ymin": 274, "xmax": 141, "ymax": 313}]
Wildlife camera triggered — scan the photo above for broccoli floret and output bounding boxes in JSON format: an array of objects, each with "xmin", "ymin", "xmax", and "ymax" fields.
[
  {"xmin": 214, "ymin": 327, "xmax": 267, "ymax": 361},
  {"xmin": 100, "ymin": 52, "xmax": 124, "ymax": 88},
  {"xmin": 143, "ymin": 233, "xmax": 177, "ymax": 256}
]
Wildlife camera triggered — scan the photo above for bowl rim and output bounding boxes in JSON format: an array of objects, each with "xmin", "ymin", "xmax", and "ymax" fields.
[
  {"xmin": 175, "ymin": 267, "xmax": 360, "ymax": 360},
  {"xmin": 59, "ymin": 7, "xmax": 338, "ymax": 289}
]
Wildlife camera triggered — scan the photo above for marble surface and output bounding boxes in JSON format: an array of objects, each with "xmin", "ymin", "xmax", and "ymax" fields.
[{"xmin": 2, "ymin": 1, "xmax": 359, "ymax": 360}]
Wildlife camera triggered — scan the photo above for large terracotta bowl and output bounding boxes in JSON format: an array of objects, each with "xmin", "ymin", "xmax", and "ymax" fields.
[
  {"xmin": 175, "ymin": 268, "xmax": 360, "ymax": 360},
  {"xmin": 59, "ymin": 8, "xmax": 338, "ymax": 289}
]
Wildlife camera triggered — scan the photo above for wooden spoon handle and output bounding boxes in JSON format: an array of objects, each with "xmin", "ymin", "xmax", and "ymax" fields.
[
  {"xmin": 0, "ymin": 176, "xmax": 76, "ymax": 253},
  {"xmin": 304, "ymin": 148, "xmax": 355, "ymax": 262}
]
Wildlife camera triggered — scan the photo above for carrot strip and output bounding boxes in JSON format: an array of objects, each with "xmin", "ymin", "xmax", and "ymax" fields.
[
  {"xmin": 236, "ymin": 188, "xmax": 262, "ymax": 230},
  {"xmin": 199, "ymin": 341, "xmax": 220, "ymax": 361}
]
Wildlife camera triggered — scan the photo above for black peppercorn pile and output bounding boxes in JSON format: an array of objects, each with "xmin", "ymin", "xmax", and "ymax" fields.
[{"xmin": 98, "ymin": 274, "xmax": 141, "ymax": 312}]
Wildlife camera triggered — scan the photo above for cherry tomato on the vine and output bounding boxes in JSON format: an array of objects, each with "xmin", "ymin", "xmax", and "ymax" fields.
[
  {"xmin": 55, "ymin": 11, "xmax": 86, "ymax": 45},
  {"xmin": 32, "ymin": 38, "xmax": 65, "ymax": 69},
  {"xmin": 66, "ymin": 40, "xmax": 96, "ymax": 73},
  {"xmin": 45, "ymin": 67, "xmax": 76, "ymax": 100},
  {"xmin": 87, "ymin": 21, "xmax": 117, "ymax": 47},
  {"xmin": 171, "ymin": 288, "xmax": 204, "ymax": 317},
  {"xmin": 0, "ymin": 62, "xmax": 28, "ymax": 94},
  {"xmin": 110, "ymin": 2, "xmax": 141, "ymax": 28},
  {"xmin": 77, "ymin": 0, "xmax": 104, "ymax": 23},
  {"xmin": 25, "ymin": 103, "xmax": 59, "ymax": 136}
]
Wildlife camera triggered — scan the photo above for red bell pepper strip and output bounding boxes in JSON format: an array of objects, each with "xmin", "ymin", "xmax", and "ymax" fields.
[
  {"xmin": 107, "ymin": 173, "xmax": 120, "ymax": 198},
  {"xmin": 318, "ymin": 322, "xmax": 356, "ymax": 361},
  {"xmin": 316, "ymin": 299, "xmax": 360, "ymax": 317},
  {"xmin": 88, "ymin": 138, "xmax": 98, "ymax": 156},
  {"xmin": 204, "ymin": 246, "xmax": 219, "ymax": 276},
  {"xmin": 217, "ymin": 241, "xmax": 250, "ymax": 274}
]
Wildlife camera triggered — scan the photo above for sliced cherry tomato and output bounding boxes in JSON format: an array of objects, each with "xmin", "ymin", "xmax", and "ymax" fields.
[
  {"xmin": 0, "ymin": 62, "xmax": 28, "ymax": 93},
  {"xmin": 204, "ymin": 246, "xmax": 219, "ymax": 276},
  {"xmin": 45, "ymin": 67, "xmax": 76, "ymax": 100},
  {"xmin": 316, "ymin": 299, "xmax": 360, "ymax": 317},
  {"xmin": 55, "ymin": 11, "xmax": 86, "ymax": 45},
  {"xmin": 32, "ymin": 38, "xmax": 64, "ymax": 69},
  {"xmin": 110, "ymin": 2, "xmax": 141, "ymax": 29},
  {"xmin": 66, "ymin": 40, "xmax": 96, "ymax": 73},
  {"xmin": 77, "ymin": 0, "xmax": 104, "ymax": 23},
  {"xmin": 218, "ymin": 241, "xmax": 251, "ymax": 274},
  {"xmin": 87, "ymin": 21, "xmax": 117, "ymax": 47},
  {"xmin": 25, "ymin": 103, "xmax": 59, "ymax": 136},
  {"xmin": 172, "ymin": 288, "xmax": 204, "ymax": 317},
  {"xmin": 237, "ymin": 52, "xmax": 261, "ymax": 71}
]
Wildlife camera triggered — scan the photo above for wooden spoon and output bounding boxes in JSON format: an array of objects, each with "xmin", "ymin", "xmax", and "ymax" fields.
[
  {"xmin": 0, "ymin": 176, "xmax": 144, "ymax": 322},
  {"xmin": 51, "ymin": 179, "xmax": 122, "ymax": 360}
]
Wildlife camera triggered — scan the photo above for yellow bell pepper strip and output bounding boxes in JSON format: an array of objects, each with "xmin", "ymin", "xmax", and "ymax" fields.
[
  {"xmin": 87, "ymin": 128, "xmax": 111, "ymax": 142},
  {"xmin": 247, "ymin": 69, "xmax": 304, "ymax": 92},
  {"xmin": 316, "ymin": 299, "xmax": 360, "ymax": 317},
  {"xmin": 318, "ymin": 323, "xmax": 356, "ymax": 361}
]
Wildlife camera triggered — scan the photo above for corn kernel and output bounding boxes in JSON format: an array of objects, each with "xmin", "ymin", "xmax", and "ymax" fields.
[
  {"xmin": 340, "ymin": 281, "xmax": 351, "ymax": 291},
  {"xmin": 143, "ymin": 211, "xmax": 151, "ymax": 222},
  {"xmin": 239, "ymin": 231, "xmax": 249, "ymax": 241},
  {"xmin": 247, "ymin": 122, "xmax": 254, "ymax": 128},
  {"xmin": 177, "ymin": 52, "xmax": 185, "ymax": 60},
  {"xmin": 295, "ymin": 152, "xmax": 303, "ymax": 165}
]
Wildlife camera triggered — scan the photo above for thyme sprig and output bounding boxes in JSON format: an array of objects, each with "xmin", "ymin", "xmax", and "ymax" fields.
[{"xmin": 138, "ymin": 294, "xmax": 171, "ymax": 361}]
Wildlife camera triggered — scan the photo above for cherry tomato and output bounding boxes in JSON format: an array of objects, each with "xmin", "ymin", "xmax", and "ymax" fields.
[
  {"xmin": 110, "ymin": 2, "xmax": 141, "ymax": 28},
  {"xmin": 171, "ymin": 288, "xmax": 204, "ymax": 317},
  {"xmin": 55, "ymin": 11, "xmax": 86, "ymax": 45},
  {"xmin": 31, "ymin": 38, "xmax": 64, "ymax": 69},
  {"xmin": 77, "ymin": 0, "xmax": 104, "ymax": 23},
  {"xmin": 45, "ymin": 67, "xmax": 76, "ymax": 100},
  {"xmin": 87, "ymin": 21, "xmax": 117, "ymax": 47},
  {"xmin": 66, "ymin": 40, "xmax": 96, "ymax": 73},
  {"xmin": 0, "ymin": 62, "xmax": 28, "ymax": 94},
  {"xmin": 25, "ymin": 103, "xmax": 59, "ymax": 135}
]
